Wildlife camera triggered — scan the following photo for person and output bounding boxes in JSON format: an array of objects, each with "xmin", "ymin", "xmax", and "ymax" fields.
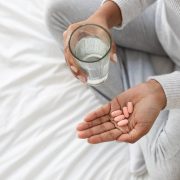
[{"xmin": 46, "ymin": 0, "xmax": 180, "ymax": 179}]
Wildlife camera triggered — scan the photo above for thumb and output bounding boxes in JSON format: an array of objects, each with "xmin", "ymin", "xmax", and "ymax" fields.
[{"xmin": 110, "ymin": 42, "xmax": 118, "ymax": 63}]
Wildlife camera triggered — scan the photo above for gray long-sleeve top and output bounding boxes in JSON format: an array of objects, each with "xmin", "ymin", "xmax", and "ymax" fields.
[{"xmin": 103, "ymin": 0, "xmax": 180, "ymax": 109}]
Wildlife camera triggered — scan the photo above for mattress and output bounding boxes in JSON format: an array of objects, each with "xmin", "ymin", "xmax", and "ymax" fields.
[{"xmin": 0, "ymin": 0, "xmax": 142, "ymax": 179}]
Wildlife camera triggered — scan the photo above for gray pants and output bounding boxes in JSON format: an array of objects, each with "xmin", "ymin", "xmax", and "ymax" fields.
[{"xmin": 46, "ymin": 1, "xmax": 180, "ymax": 179}]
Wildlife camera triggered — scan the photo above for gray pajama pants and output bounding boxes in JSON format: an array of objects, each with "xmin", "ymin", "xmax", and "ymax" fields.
[{"xmin": 46, "ymin": 0, "xmax": 180, "ymax": 179}]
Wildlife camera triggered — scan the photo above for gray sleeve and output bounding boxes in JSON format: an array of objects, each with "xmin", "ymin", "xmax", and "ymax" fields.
[
  {"xmin": 101, "ymin": 0, "xmax": 155, "ymax": 28},
  {"xmin": 148, "ymin": 71, "xmax": 180, "ymax": 109}
]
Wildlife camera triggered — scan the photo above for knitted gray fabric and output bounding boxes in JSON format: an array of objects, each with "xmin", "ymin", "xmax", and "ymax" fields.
[
  {"xmin": 103, "ymin": 0, "xmax": 180, "ymax": 109},
  {"xmin": 46, "ymin": 1, "xmax": 180, "ymax": 178}
]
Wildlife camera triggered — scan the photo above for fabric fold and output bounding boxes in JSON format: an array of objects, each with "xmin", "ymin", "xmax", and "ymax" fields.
[{"xmin": 148, "ymin": 71, "xmax": 180, "ymax": 109}]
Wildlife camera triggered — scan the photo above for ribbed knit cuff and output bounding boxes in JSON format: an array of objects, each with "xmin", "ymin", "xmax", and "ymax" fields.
[
  {"xmin": 148, "ymin": 71, "xmax": 180, "ymax": 109},
  {"xmin": 101, "ymin": 0, "xmax": 154, "ymax": 29}
]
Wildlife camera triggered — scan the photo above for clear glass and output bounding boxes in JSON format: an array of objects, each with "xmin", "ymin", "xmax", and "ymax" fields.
[{"xmin": 69, "ymin": 24, "xmax": 112, "ymax": 85}]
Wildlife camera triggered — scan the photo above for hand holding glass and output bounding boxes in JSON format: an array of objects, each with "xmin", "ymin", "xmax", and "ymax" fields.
[{"xmin": 68, "ymin": 24, "xmax": 112, "ymax": 85}]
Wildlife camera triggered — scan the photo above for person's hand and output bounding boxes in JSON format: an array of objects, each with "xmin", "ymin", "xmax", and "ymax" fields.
[
  {"xmin": 76, "ymin": 80, "xmax": 166, "ymax": 144},
  {"xmin": 63, "ymin": 1, "xmax": 122, "ymax": 83},
  {"xmin": 63, "ymin": 19, "xmax": 117, "ymax": 83}
]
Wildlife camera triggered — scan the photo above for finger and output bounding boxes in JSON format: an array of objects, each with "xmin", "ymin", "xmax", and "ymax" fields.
[
  {"xmin": 123, "ymin": 107, "xmax": 129, "ymax": 118},
  {"xmin": 117, "ymin": 128, "xmax": 144, "ymax": 143},
  {"xmin": 88, "ymin": 129, "xmax": 122, "ymax": 144},
  {"xmin": 64, "ymin": 47, "xmax": 87, "ymax": 82},
  {"xmin": 63, "ymin": 29, "xmax": 78, "ymax": 70},
  {"xmin": 110, "ymin": 42, "xmax": 117, "ymax": 63},
  {"xmin": 116, "ymin": 94, "xmax": 127, "ymax": 109},
  {"xmin": 63, "ymin": 30, "xmax": 68, "ymax": 47},
  {"xmin": 76, "ymin": 116, "xmax": 110, "ymax": 131},
  {"xmin": 63, "ymin": 27, "xmax": 87, "ymax": 82},
  {"xmin": 84, "ymin": 103, "xmax": 111, "ymax": 122},
  {"xmin": 63, "ymin": 24, "xmax": 80, "ymax": 48},
  {"xmin": 77, "ymin": 122, "xmax": 115, "ymax": 139},
  {"xmin": 63, "ymin": 48, "xmax": 77, "ymax": 70},
  {"xmin": 110, "ymin": 97, "xmax": 122, "ymax": 114}
]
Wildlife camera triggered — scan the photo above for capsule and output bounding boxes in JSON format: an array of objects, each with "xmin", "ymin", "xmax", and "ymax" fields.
[
  {"xmin": 114, "ymin": 115, "xmax": 125, "ymax": 122},
  {"xmin": 111, "ymin": 110, "xmax": 122, "ymax": 117},
  {"xmin": 127, "ymin": 102, "xmax": 133, "ymax": 114},
  {"xmin": 123, "ymin": 107, "xmax": 129, "ymax": 118},
  {"xmin": 117, "ymin": 119, "xmax": 129, "ymax": 127}
]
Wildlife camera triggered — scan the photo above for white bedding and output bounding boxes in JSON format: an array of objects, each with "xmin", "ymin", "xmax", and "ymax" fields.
[{"xmin": 0, "ymin": 0, "xmax": 137, "ymax": 179}]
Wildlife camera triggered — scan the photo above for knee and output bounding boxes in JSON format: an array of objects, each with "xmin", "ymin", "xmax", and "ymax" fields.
[
  {"xmin": 145, "ymin": 142, "xmax": 180, "ymax": 180},
  {"xmin": 45, "ymin": 0, "xmax": 70, "ymax": 29},
  {"xmin": 46, "ymin": 1, "xmax": 59, "ymax": 24},
  {"xmin": 147, "ymin": 160, "xmax": 180, "ymax": 180}
]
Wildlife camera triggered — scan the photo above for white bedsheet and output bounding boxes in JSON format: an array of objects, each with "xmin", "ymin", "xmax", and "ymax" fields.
[{"xmin": 0, "ymin": 0, "xmax": 134, "ymax": 179}]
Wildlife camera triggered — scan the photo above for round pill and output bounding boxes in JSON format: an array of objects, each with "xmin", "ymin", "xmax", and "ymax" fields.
[
  {"xmin": 123, "ymin": 107, "xmax": 129, "ymax": 118},
  {"xmin": 111, "ymin": 110, "xmax": 122, "ymax": 117},
  {"xmin": 127, "ymin": 102, "xmax": 133, "ymax": 114},
  {"xmin": 117, "ymin": 119, "xmax": 129, "ymax": 127},
  {"xmin": 114, "ymin": 115, "xmax": 125, "ymax": 122}
]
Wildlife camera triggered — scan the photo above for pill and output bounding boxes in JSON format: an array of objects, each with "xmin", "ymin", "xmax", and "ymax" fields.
[
  {"xmin": 117, "ymin": 119, "xmax": 129, "ymax": 127},
  {"xmin": 123, "ymin": 107, "xmax": 129, "ymax": 118},
  {"xmin": 114, "ymin": 115, "xmax": 125, "ymax": 122},
  {"xmin": 127, "ymin": 102, "xmax": 133, "ymax": 114},
  {"xmin": 111, "ymin": 110, "xmax": 122, "ymax": 117}
]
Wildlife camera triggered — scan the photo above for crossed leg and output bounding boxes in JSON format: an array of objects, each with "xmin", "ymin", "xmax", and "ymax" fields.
[{"xmin": 45, "ymin": 1, "xmax": 179, "ymax": 179}]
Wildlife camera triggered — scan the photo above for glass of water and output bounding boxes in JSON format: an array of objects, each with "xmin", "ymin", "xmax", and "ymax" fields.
[{"xmin": 68, "ymin": 24, "xmax": 112, "ymax": 85}]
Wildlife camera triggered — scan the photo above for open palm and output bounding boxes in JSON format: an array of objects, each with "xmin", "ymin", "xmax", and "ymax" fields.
[{"xmin": 77, "ymin": 80, "xmax": 166, "ymax": 144}]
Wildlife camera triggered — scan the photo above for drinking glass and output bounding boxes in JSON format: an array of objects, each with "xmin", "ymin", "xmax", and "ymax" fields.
[{"xmin": 68, "ymin": 24, "xmax": 112, "ymax": 85}]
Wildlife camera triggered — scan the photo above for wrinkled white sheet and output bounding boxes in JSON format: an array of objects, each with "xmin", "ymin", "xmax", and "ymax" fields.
[{"xmin": 0, "ymin": 0, "xmax": 135, "ymax": 179}]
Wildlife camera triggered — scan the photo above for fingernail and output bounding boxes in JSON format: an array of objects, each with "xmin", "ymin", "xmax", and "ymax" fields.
[
  {"xmin": 77, "ymin": 131, "xmax": 83, "ymax": 138},
  {"xmin": 77, "ymin": 75, "xmax": 86, "ymax": 83},
  {"xmin": 70, "ymin": 66, "xmax": 78, "ymax": 73},
  {"xmin": 113, "ymin": 53, "xmax": 118, "ymax": 63}
]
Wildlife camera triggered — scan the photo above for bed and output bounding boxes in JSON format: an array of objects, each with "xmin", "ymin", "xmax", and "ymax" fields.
[{"xmin": 0, "ymin": 0, "xmax": 149, "ymax": 179}]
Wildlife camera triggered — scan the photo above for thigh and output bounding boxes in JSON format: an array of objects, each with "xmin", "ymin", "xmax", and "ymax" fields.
[
  {"xmin": 139, "ymin": 109, "xmax": 180, "ymax": 180},
  {"xmin": 46, "ymin": 0, "xmax": 102, "ymax": 44},
  {"xmin": 46, "ymin": 0, "xmax": 165, "ymax": 56},
  {"xmin": 46, "ymin": 0, "xmax": 126, "ymax": 102},
  {"xmin": 45, "ymin": 0, "xmax": 169, "ymax": 103},
  {"xmin": 112, "ymin": 2, "xmax": 166, "ymax": 56}
]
